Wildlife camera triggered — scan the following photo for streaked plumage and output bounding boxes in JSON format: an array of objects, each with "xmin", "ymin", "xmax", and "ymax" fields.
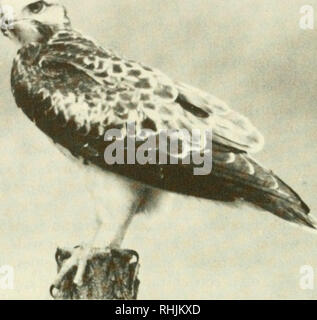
[
  {"xmin": 10, "ymin": 28, "xmax": 313, "ymax": 228},
  {"xmin": 1, "ymin": 0, "xmax": 314, "ymax": 288}
]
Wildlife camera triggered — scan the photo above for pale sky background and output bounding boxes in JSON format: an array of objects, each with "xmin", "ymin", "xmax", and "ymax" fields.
[{"xmin": 0, "ymin": 0, "xmax": 317, "ymax": 299}]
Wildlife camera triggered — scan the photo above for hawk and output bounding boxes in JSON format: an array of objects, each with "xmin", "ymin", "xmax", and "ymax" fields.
[{"xmin": 1, "ymin": 0, "xmax": 314, "ymax": 288}]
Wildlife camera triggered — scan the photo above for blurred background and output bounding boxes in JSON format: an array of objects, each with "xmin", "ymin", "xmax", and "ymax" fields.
[{"xmin": 0, "ymin": 0, "xmax": 316, "ymax": 299}]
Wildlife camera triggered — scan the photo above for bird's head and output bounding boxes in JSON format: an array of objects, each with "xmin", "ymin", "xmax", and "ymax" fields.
[{"xmin": 0, "ymin": 0, "xmax": 71, "ymax": 45}]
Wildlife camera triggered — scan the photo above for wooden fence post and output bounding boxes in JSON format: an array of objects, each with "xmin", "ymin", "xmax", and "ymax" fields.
[{"xmin": 50, "ymin": 247, "xmax": 140, "ymax": 300}]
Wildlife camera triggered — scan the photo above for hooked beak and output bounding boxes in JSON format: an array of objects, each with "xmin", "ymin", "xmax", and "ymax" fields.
[
  {"xmin": 1, "ymin": 18, "xmax": 55, "ymax": 44},
  {"xmin": 0, "ymin": 8, "xmax": 15, "ymax": 37},
  {"xmin": 1, "ymin": 27, "xmax": 11, "ymax": 37},
  {"xmin": 1, "ymin": 17, "xmax": 16, "ymax": 38}
]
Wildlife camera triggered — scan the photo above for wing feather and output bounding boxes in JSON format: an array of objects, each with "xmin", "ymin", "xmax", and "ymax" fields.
[
  {"xmin": 11, "ymin": 29, "xmax": 311, "ymax": 228},
  {"xmin": 44, "ymin": 30, "xmax": 264, "ymax": 156},
  {"xmin": 175, "ymin": 82, "xmax": 264, "ymax": 153}
]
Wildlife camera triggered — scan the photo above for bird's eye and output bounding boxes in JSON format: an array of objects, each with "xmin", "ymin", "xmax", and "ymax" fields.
[{"xmin": 27, "ymin": 1, "xmax": 46, "ymax": 14}]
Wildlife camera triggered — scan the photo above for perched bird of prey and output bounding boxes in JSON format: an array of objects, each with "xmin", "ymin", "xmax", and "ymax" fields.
[{"xmin": 1, "ymin": 0, "xmax": 314, "ymax": 288}]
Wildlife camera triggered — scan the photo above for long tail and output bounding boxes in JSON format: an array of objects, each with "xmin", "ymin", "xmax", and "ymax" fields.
[
  {"xmin": 208, "ymin": 145, "xmax": 314, "ymax": 230},
  {"xmin": 240, "ymin": 160, "xmax": 315, "ymax": 230}
]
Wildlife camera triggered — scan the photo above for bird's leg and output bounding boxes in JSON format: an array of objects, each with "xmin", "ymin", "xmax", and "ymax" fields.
[
  {"xmin": 52, "ymin": 212, "xmax": 103, "ymax": 288},
  {"xmin": 52, "ymin": 186, "xmax": 149, "ymax": 289},
  {"xmin": 109, "ymin": 187, "xmax": 157, "ymax": 249},
  {"xmin": 109, "ymin": 205, "xmax": 136, "ymax": 249},
  {"xmin": 73, "ymin": 213, "xmax": 103, "ymax": 285}
]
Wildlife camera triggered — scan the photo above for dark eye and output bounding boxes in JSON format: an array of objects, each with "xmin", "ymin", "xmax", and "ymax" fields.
[{"xmin": 27, "ymin": 1, "xmax": 46, "ymax": 14}]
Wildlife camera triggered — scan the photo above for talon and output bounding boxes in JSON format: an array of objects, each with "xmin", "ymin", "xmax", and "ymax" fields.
[
  {"xmin": 51, "ymin": 245, "xmax": 92, "ymax": 289},
  {"xmin": 50, "ymin": 284, "xmax": 58, "ymax": 298},
  {"xmin": 73, "ymin": 277, "xmax": 83, "ymax": 287}
]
